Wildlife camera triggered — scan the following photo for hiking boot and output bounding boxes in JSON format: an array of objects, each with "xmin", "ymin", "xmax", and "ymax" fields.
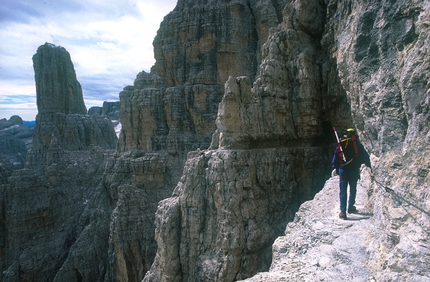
[
  {"xmin": 339, "ymin": 211, "xmax": 347, "ymax": 220},
  {"xmin": 348, "ymin": 205, "xmax": 358, "ymax": 214}
]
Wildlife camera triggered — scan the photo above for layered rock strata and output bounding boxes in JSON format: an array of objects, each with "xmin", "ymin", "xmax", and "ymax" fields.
[
  {"xmin": 146, "ymin": 0, "xmax": 430, "ymax": 281},
  {"xmin": 118, "ymin": 0, "xmax": 289, "ymax": 153},
  {"xmin": 243, "ymin": 0, "xmax": 430, "ymax": 281},
  {"xmin": 144, "ymin": 147, "xmax": 328, "ymax": 282},
  {"xmin": 117, "ymin": 71, "xmax": 222, "ymax": 153},
  {"xmin": 33, "ymin": 43, "xmax": 86, "ymax": 115},
  {"xmin": 3, "ymin": 148, "xmax": 112, "ymax": 282},
  {"xmin": 152, "ymin": 0, "xmax": 288, "ymax": 86},
  {"xmin": 28, "ymin": 43, "xmax": 117, "ymax": 167},
  {"xmin": 101, "ymin": 149, "xmax": 187, "ymax": 282},
  {"xmin": 3, "ymin": 0, "xmax": 290, "ymax": 279},
  {"xmin": 144, "ymin": 0, "xmax": 337, "ymax": 280},
  {"xmin": 325, "ymin": 0, "xmax": 430, "ymax": 280},
  {"xmin": 112, "ymin": 1, "xmax": 291, "ymax": 279}
]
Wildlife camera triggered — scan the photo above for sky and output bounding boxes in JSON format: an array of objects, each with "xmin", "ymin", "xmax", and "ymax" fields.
[{"xmin": 0, "ymin": 0, "xmax": 177, "ymax": 121}]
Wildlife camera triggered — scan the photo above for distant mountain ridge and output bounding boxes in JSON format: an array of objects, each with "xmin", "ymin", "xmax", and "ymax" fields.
[
  {"xmin": 0, "ymin": 116, "xmax": 33, "ymax": 177},
  {"xmin": 22, "ymin": 120, "xmax": 35, "ymax": 128}
]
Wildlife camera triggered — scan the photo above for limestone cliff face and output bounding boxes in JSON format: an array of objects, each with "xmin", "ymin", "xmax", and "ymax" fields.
[
  {"xmin": 112, "ymin": 2, "xmax": 290, "ymax": 280},
  {"xmin": 225, "ymin": 0, "xmax": 430, "ymax": 281},
  {"xmin": 118, "ymin": 0, "xmax": 288, "ymax": 153},
  {"xmin": 144, "ymin": 147, "xmax": 328, "ymax": 282},
  {"xmin": 241, "ymin": 173, "xmax": 376, "ymax": 282},
  {"xmin": 3, "ymin": 1, "xmax": 290, "ymax": 280},
  {"xmin": 214, "ymin": 0, "xmax": 326, "ymax": 148},
  {"xmin": 146, "ymin": 0, "xmax": 430, "ymax": 281},
  {"xmin": 144, "ymin": 1, "xmax": 336, "ymax": 281},
  {"xmin": 323, "ymin": 0, "xmax": 430, "ymax": 280},
  {"xmin": 152, "ymin": 0, "xmax": 287, "ymax": 86}
]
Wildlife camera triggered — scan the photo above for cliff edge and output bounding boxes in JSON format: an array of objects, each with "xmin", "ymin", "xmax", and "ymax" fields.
[{"xmin": 241, "ymin": 170, "xmax": 376, "ymax": 281}]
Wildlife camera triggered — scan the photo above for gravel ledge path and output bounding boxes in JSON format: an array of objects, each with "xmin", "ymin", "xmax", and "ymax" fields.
[{"xmin": 241, "ymin": 172, "xmax": 375, "ymax": 282}]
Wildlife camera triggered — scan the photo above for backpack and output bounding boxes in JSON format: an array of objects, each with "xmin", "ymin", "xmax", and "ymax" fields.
[{"xmin": 337, "ymin": 129, "xmax": 359, "ymax": 166}]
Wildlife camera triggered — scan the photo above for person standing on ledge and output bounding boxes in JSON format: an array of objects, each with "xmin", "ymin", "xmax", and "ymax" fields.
[{"xmin": 332, "ymin": 128, "xmax": 371, "ymax": 220}]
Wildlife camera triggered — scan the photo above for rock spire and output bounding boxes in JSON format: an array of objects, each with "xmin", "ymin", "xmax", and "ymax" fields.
[
  {"xmin": 33, "ymin": 42, "xmax": 87, "ymax": 115},
  {"xmin": 28, "ymin": 43, "xmax": 117, "ymax": 167}
]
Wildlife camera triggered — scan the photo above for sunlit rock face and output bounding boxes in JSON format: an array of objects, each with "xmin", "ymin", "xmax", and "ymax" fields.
[
  {"xmin": 143, "ymin": 0, "xmax": 335, "ymax": 280},
  {"xmin": 145, "ymin": 0, "xmax": 430, "ymax": 281},
  {"xmin": 240, "ymin": 0, "xmax": 430, "ymax": 281},
  {"xmin": 114, "ymin": 1, "xmax": 290, "ymax": 280},
  {"xmin": 144, "ymin": 147, "xmax": 329, "ymax": 282},
  {"xmin": 152, "ymin": 0, "xmax": 287, "ymax": 86},
  {"xmin": 3, "ymin": 1, "xmax": 289, "ymax": 280},
  {"xmin": 117, "ymin": 0, "xmax": 288, "ymax": 153},
  {"xmin": 324, "ymin": 1, "xmax": 430, "ymax": 281}
]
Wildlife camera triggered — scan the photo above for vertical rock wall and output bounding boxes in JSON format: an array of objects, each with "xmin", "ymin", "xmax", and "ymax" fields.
[
  {"xmin": 144, "ymin": 0, "xmax": 337, "ymax": 281},
  {"xmin": 233, "ymin": 0, "xmax": 430, "ymax": 281},
  {"xmin": 145, "ymin": 147, "xmax": 328, "ymax": 282},
  {"xmin": 112, "ymin": 1, "xmax": 290, "ymax": 280},
  {"xmin": 322, "ymin": 0, "xmax": 430, "ymax": 280},
  {"xmin": 145, "ymin": 0, "xmax": 430, "ymax": 281},
  {"xmin": 28, "ymin": 43, "xmax": 117, "ymax": 167},
  {"xmin": 118, "ymin": 0, "xmax": 289, "ymax": 153},
  {"xmin": 152, "ymin": 0, "xmax": 288, "ymax": 86}
]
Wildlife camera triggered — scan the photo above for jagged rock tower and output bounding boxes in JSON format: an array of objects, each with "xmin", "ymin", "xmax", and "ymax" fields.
[
  {"xmin": 28, "ymin": 43, "xmax": 117, "ymax": 167},
  {"xmin": 33, "ymin": 42, "xmax": 87, "ymax": 115},
  {"xmin": 1, "ymin": 43, "xmax": 117, "ymax": 281}
]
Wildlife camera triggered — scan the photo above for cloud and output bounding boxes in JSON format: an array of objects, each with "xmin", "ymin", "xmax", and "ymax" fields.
[
  {"xmin": 0, "ymin": 0, "xmax": 177, "ymax": 120},
  {"xmin": 0, "ymin": 1, "xmax": 43, "ymax": 24}
]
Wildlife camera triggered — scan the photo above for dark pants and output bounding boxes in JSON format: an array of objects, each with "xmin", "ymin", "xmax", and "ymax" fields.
[{"xmin": 339, "ymin": 166, "xmax": 359, "ymax": 212}]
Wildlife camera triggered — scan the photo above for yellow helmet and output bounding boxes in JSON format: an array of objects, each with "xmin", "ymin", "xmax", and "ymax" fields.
[{"xmin": 343, "ymin": 128, "xmax": 356, "ymax": 139}]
